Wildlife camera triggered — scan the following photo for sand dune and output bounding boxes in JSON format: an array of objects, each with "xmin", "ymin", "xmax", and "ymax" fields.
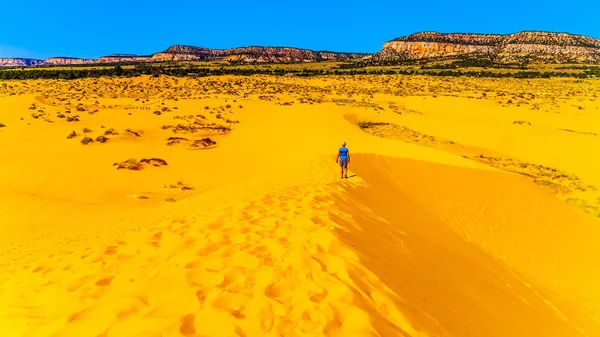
[{"xmin": 0, "ymin": 75, "xmax": 599, "ymax": 336}]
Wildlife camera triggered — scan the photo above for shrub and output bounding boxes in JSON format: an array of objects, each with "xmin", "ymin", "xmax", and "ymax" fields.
[
  {"xmin": 140, "ymin": 158, "xmax": 168, "ymax": 166},
  {"xmin": 115, "ymin": 158, "xmax": 142, "ymax": 170},
  {"xmin": 357, "ymin": 121, "xmax": 389, "ymax": 129},
  {"xmin": 125, "ymin": 129, "xmax": 141, "ymax": 137},
  {"xmin": 81, "ymin": 137, "xmax": 93, "ymax": 145}
]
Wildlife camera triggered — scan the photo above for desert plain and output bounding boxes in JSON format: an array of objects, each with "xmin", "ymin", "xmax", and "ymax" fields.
[{"xmin": 0, "ymin": 74, "xmax": 600, "ymax": 337}]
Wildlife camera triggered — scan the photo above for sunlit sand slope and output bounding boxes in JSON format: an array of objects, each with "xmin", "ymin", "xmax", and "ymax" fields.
[
  {"xmin": 328, "ymin": 154, "xmax": 600, "ymax": 337},
  {"xmin": 1, "ymin": 75, "xmax": 599, "ymax": 337},
  {"xmin": 2, "ymin": 155, "xmax": 598, "ymax": 337}
]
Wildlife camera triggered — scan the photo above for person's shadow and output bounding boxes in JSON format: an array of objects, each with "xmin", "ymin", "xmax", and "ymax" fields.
[{"xmin": 345, "ymin": 174, "xmax": 357, "ymax": 179}]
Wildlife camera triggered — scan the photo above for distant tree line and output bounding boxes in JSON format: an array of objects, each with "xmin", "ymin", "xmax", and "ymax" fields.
[{"xmin": 0, "ymin": 64, "xmax": 597, "ymax": 80}]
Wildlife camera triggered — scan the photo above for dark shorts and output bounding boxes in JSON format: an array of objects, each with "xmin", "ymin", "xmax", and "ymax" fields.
[{"xmin": 339, "ymin": 158, "xmax": 348, "ymax": 167}]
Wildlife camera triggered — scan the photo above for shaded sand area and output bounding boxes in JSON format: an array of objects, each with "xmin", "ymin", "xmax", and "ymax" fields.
[{"xmin": 1, "ymin": 75, "xmax": 600, "ymax": 336}]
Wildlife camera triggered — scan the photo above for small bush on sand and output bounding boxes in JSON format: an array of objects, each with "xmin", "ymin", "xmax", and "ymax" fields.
[
  {"xmin": 191, "ymin": 138, "xmax": 217, "ymax": 148},
  {"xmin": 114, "ymin": 158, "xmax": 167, "ymax": 170},
  {"xmin": 125, "ymin": 129, "xmax": 141, "ymax": 137},
  {"xmin": 0, "ymin": 123, "xmax": 5, "ymax": 128},
  {"xmin": 96, "ymin": 135, "xmax": 108, "ymax": 143},
  {"xmin": 166, "ymin": 137, "xmax": 188, "ymax": 146},
  {"xmin": 153, "ymin": 111, "xmax": 161, "ymax": 115},
  {"xmin": 357, "ymin": 121, "xmax": 389, "ymax": 129},
  {"xmin": 83, "ymin": 127, "xmax": 93, "ymax": 133},
  {"xmin": 115, "ymin": 158, "xmax": 142, "ymax": 170},
  {"xmin": 81, "ymin": 137, "xmax": 93, "ymax": 145},
  {"xmin": 140, "ymin": 158, "xmax": 168, "ymax": 167},
  {"xmin": 57, "ymin": 114, "xmax": 65, "ymax": 118},
  {"xmin": 67, "ymin": 131, "xmax": 76, "ymax": 139}
]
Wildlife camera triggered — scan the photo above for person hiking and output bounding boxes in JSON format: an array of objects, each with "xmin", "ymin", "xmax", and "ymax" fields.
[{"xmin": 336, "ymin": 141, "xmax": 350, "ymax": 178}]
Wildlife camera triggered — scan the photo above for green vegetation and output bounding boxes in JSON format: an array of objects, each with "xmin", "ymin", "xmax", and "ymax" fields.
[
  {"xmin": 1, "ymin": 60, "xmax": 599, "ymax": 80},
  {"xmin": 419, "ymin": 58, "xmax": 528, "ymax": 69},
  {"xmin": 357, "ymin": 121, "xmax": 390, "ymax": 129}
]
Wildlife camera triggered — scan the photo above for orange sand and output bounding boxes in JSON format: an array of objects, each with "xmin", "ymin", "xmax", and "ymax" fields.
[{"xmin": 0, "ymin": 75, "xmax": 599, "ymax": 336}]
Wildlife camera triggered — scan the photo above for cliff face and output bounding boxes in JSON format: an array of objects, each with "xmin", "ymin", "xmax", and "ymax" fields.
[
  {"xmin": 96, "ymin": 54, "xmax": 152, "ymax": 63},
  {"xmin": 0, "ymin": 58, "xmax": 45, "ymax": 67},
  {"xmin": 44, "ymin": 57, "xmax": 96, "ymax": 65},
  {"xmin": 151, "ymin": 45, "xmax": 366, "ymax": 63},
  {"xmin": 374, "ymin": 31, "xmax": 600, "ymax": 63},
  {"xmin": 3, "ymin": 31, "xmax": 598, "ymax": 68}
]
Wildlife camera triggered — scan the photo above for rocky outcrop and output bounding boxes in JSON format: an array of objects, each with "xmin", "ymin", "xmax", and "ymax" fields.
[
  {"xmin": 4, "ymin": 31, "xmax": 599, "ymax": 68},
  {"xmin": 374, "ymin": 31, "xmax": 600, "ymax": 63},
  {"xmin": 44, "ymin": 57, "xmax": 96, "ymax": 65},
  {"xmin": 96, "ymin": 54, "xmax": 152, "ymax": 63},
  {"xmin": 0, "ymin": 58, "xmax": 45, "ymax": 67},
  {"xmin": 151, "ymin": 45, "xmax": 367, "ymax": 63}
]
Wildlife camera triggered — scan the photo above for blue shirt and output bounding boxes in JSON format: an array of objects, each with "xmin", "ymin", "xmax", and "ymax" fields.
[{"xmin": 339, "ymin": 147, "xmax": 348, "ymax": 159}]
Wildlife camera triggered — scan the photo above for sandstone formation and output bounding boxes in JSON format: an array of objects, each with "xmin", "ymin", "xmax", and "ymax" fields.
[
  {"xmin": 44, "ymin": 57, "xmax": 96, "ymax": 66},
  {"xmin": 374, "ymin": 31, "xmax": 600, "ymax": 63},
  {"xmin": 0, "ymin": 46, "xmax": 366, "ymax": 67},
  {"xmin": 97, "ymin": 54, "xmax": 152, "ymax": 63},
  {"xmin": 2, "ymin": 31, "xmax": 599, "ymax": 67},
  {"xmin": 151, "ymin": 45, "xmax": 367, "ymax": 63},
  {"xmin": 0, "ymin": 58, "xmax": 45, "ymax": 67}
]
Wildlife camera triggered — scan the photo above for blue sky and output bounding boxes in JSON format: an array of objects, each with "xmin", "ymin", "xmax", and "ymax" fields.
[{"xmin": 1, "ymin": 0, "xmax": 598, "ymax": 59}]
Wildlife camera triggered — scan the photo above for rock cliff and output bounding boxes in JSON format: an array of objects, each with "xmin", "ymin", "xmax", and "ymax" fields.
[
  {"xmin": 96, "ymin": 54, "xmax": 152, "ymax": 63},
  {"xmin": 151, "ymin": 45, "xmax": 366, "ymax": 62},
  {"xmin": 374, "ymin": 31, "xmax": 600, "ymax": 63},
  {"xmin": 44, "ymin": 57, "xmax": 96, "ymax": 65},
  {"xmin": 0, "ymin": 58, "xmax": 45, "ymax": 67},
  {"xmin": 3, "ymin": 31, "xmax": 599, "ymax": 68}
]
